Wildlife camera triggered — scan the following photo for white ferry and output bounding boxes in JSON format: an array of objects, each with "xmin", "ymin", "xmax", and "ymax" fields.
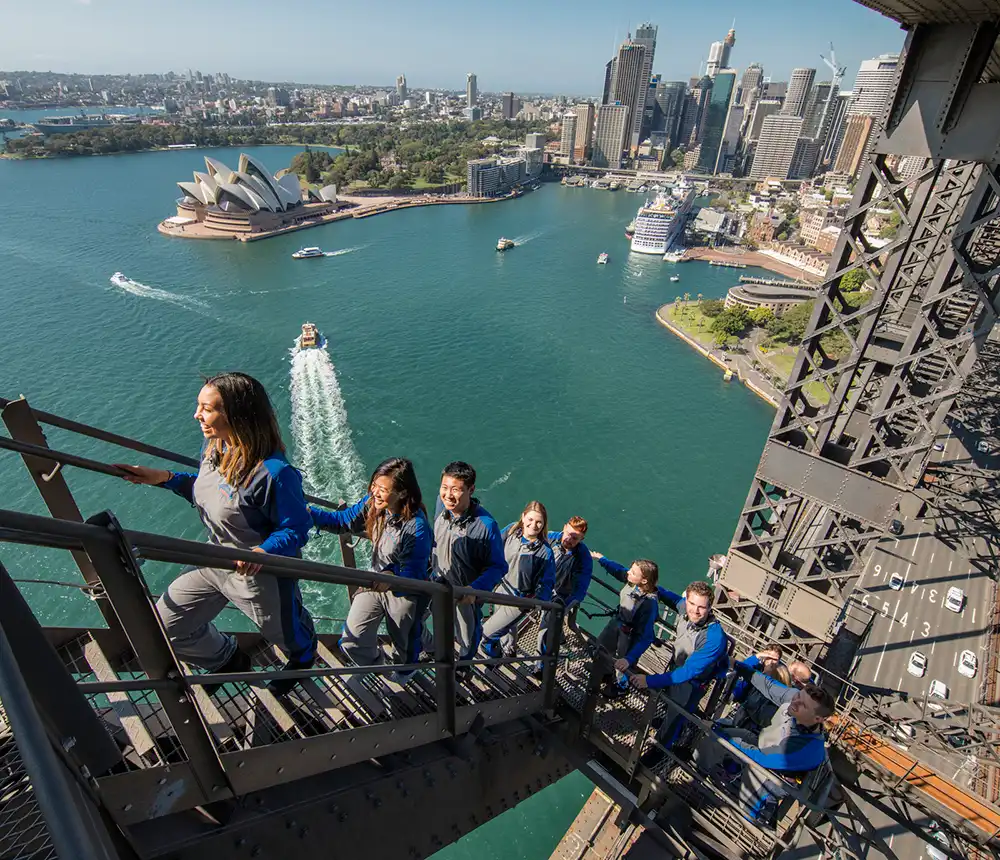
[
  {"xmin": 598, "ymin": 252, "xmax": 609, "ymax": 265},
  {"xmin": 297, "ymin": 322, "xmax": 325, "ymax": 349},
  {"xmin": 497, "ymin": 237, "xmax": 515, "ymax": 251},
  {"xmin": 292, "ymin": 247, "xmax": 325, "ymax": 259},
  {"xmin": 629, "ymin": 181, "xmax": 696, "ymax": 256}
]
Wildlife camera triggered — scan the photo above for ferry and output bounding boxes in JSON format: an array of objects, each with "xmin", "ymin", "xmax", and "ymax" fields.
[
  {"xmin": 497, "ymin": 237, "xmax": 515, "ymax": 251},
  {"xmin": 297, "ymin": 322, "xmax": 323, "ymax": 349},
  {"xmin": 598, "ymin": 252, "xmax": 609, "ymax": 265},
  {"xmin": 629, "ymin": 181, "xmax": 696, "ymax": 256},
  {"xmin": 670, "ymin": 275, "xmax": 681, "ymax": 282},
  {"xmin": 292, "ymin": 247, "xmax": 325, "ymax": 259}
]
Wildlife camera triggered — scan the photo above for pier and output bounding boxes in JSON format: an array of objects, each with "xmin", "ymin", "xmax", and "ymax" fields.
[
  {"xmin": 708, "ymin": 259, "xmax": 747, "ymax": 269},
  {"xmin": 737, "ymin": 275, "xmax": 813, "ymax": 289}
]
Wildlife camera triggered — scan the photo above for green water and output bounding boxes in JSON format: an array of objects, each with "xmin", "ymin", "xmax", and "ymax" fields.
[{"xmin": 0, "ymin": 146, "xmax": 774, "ymax": 858}]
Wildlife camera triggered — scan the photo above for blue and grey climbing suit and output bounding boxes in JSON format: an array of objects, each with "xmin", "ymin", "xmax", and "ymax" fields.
[
  {"xmin": 155, "ymin": 451, "xmax": 316, "ymax": 671},
  {"xmin": 595, "ymin": 557, "xmax": 658, "ymax": 687}
]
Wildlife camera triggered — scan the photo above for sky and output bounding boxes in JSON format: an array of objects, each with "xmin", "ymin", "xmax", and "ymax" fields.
[{"xmin": 1, "ymin": 0, "xmax": 905, "ymax": 96}]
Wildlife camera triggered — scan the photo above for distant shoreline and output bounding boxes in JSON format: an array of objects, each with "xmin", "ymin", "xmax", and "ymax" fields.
[{"xmin": 0, "ymin": 141, "xmax": 342, "ymax": 161}]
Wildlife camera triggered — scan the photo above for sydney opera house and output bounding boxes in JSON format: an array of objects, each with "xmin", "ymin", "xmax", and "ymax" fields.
[{"xmin": 160, "ymin": 152, "xmax": 344, "ymax": 240}]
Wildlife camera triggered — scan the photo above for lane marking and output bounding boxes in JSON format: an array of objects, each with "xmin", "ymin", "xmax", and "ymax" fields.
[
  {"xmin": 912, "ymin": 540, "xmax": 919, "ymax": 558},
  {"xmin": 973, "ymin": 606, "xmax": 977, "ymax": 624},
  {"xmin": 930, "ymin": 551, "xmax": 935, "ymax": 565}
]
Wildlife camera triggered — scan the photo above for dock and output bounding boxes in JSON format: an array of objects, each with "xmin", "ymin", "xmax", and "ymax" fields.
[
  {"xmin": 737, "ymin": 275, "xmax": 814, "ymax": 289},
  {"xmin": 708, "ymin": 259, "xmax": 747, "ymax": 269}
]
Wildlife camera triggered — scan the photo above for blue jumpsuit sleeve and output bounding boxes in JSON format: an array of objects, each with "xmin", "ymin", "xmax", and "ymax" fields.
[
  {"xmin": 501, "ymin": 522, "xmax": 515, "ymax": 540},
  {"xmin": 537, "ymin": 548, "xmax": 555, "ymax": 602},
  {"xmin": 569, "ymin": 547, "xmax": 593, "ymax": 606},
  {"xmin": 624, "ymin": 599, "xmax": 657, "ymax": 665},
  {"xmin": 257, "ymin": 465, "xmax": 312, "ymax": 557},
  {"xmin": 732, "ymin": 655, "xmax": 761, "ymax": 701},
  {"xmin": 162, "ymin": 470, "xmax": 197, "ymax": 503},
  {"xmin": 749, "ymin": 670, "xmax": 798, "ymax": 706},
  {"xmin": 597, "ymin": 556, "xmax": 629, "ymax": 583},
  {"xmin": 385, "ymin": 515, "xmax": 433, "ymax": 580},
  {"xmin": 470, "ymin": 518, "xmax": 507, "ymax": 592},
  {"xmin": 646, "ymin": 622, "xmax": 728, "ymax": 689},
  {"xmin": 725, "ymin": 731, "xmax": 826, "ymax": 772},
  {"xmin": 310, "ymin": 496, "xmax": 369, "ymax": 536},
  {"xmin": 658, "ymin": 588, "xmax": 684, "ymax": 609}
]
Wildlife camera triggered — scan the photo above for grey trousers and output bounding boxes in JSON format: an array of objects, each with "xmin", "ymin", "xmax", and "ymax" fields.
[
  {"xmin": 695, "ymin": 727, "xmax": 787, "ymax": 821},
  {"xmin": 481, "ymin": 604, "xmax": 524, "ymax": 655},
  {"xmin": 341, "ymin": 590, "xmax": 422, "ymax": 666},
  {"xmin": 421, "ymin": 601, "xmax": 482, "ymax": 661},
  {"xmin": 156, "ymin": 566, "xmax": 316, "ymax": 671}
]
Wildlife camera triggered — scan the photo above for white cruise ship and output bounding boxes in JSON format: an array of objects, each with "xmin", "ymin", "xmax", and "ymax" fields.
[{"xmin": 629, "ymin": 182, "xmax": 697, "ymax": 256}]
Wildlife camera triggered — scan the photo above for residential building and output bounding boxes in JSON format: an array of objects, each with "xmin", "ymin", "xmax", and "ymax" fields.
[
  {"xmin": 814, "ymin": 226, "xmax": 842, "ymax": 254},
  {"xmin": 501, "ymin": 92, "xmax": 516, "ymax": 119},
  {"xmin": 574, "ymin": 102, "xmax": 595, "ymax": 161},
  {"xmin": 749, "ymin": 114, "xmax": 804, "ymax": 180},
  {"xmin": 695, "ymin": 69, "xmax": 736, "ymax": 174},
  {"xmin": 843, "ymin": 53, "xmax": 900, "ymax": 175},
  {"xmin": 559, "ymin": 112, "xmax": 578, "ymax": 158},
  {"xmin": 466, "ymin": 155, "xmax": 526, "ymax": 197},
  {"xmin": 395, "ymin": 75, "xmax": 407, "ymax": 102},
  {"xmin": 609, "ymin": 39, "xmax": 649, "ymax": 151},
  {"xmin": 725, "ymin": 282, "xmax": 816, "ymax": 315},
  {"xmin": 799, "ymin": 206, "xmax": 839, "ymax": 246},
  {"xmin": 833, "ymin": 114, "xmax": 874, "ymax": 176},
  {"xmin": 782, "ymin": 68, "xmax": 816, "ymax": 117},
  {"xmin": 592, "ymin": 102, "xmax": 631, "ymax": 168},
  {"xmin": 706, "ymin": 28, "xmax": 736, "ymax": 77},
  {"xmin": 466, "ymin": 73, "xmax": 478, "ymax": 107}
]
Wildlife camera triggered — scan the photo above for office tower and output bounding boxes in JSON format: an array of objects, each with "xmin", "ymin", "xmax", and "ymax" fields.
[
  {"xmin": 608, "ymin": 38, "xmax": 649, "ymax": 150},
  {"xmin": 502, "ymin": 92, "xmax": 516, "ymax": 119},
  {"xmin": 695, "ymin": 69, "xmax": 736, "ymax": 174},
  {"xmin": 679, "ymin": 76, "xmax": 712, "ymax": 146},
  {"xmin": 653, "ymin": 81, "xmax": 686, "ymax": 152},
  {"xmin": 632, "ymin": 22, "xmax": 658, "ymax": 144},
  {"xmin": 802, "ymin": 82, "xmax": 834, "ymax": 138},
  {"xmin": 762, "ymin": 80, "xmax": 787, "ymax": 101},
  {"xmin": 425, "ymin": 91, "xmax": 435, "ymax": 106},
  {"xmin": 602, "ymin": 59, "xmax": 615, "ymax": 105},
  {"xmin": 574, "ymin": 102, "xmax": 596, "ymax": 160},
  {"xmin": 718, "ymin": 104, "xmax": 745, "ymax": 174},
  {"xmin": 466, "ymin": 73, "xmax": 478, "ymax": 107},
  {"xmin": 848, "ymin": 54, "xmax": 900, "ymax": 118},
  {"xmin": 560, "ymin": 113, "xmax": 578, "ymax": 158},
  {"xmin": 820, "ymin": 91, "xmax": 851, "ymax": 165},
  {"xmin": 592, "ymin": 103, "xmax": 631, "ymax": 168},
  {"xmin": 739, "ymin": 63, "xmax": 764, "ymax": 110},
  {"xmin": 396, "ymin": 75, "xmax": 407, "ymax": 102},
  {"xmin": 749, "ymin": 114, "xmax": 804, "ymax": 179},
  {"xmin": 705, "ymin": 28, "xmax": 736, "ymax": 77},
  {"xmin": 783, "ymin": 68, "xmax": 816, "ymax": 117},
  {"xmin": 789, "ymin": 138, "xmax": 821, "ymax": 179},
  {"xmin": 833, "ymin": 114, "xmax": 874, "ymax": 175}
]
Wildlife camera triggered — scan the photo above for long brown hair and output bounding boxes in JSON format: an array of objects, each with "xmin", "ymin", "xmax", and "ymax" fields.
[
  {"xmin": 365, "ymin": 458, "xmax": 424, "ymax": 545},
  {"xmin": 511, "ymin": 500, "xmax": 548, "ymax": 543},
  {"xmin": 203, "ymin": 372, "xmax": 284, "ymax": 488}
]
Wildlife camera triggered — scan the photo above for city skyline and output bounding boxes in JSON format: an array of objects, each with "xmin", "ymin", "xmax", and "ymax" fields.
[{"xmin": 2, "ymin": 0, "xmax": 903, "ymax": 96}]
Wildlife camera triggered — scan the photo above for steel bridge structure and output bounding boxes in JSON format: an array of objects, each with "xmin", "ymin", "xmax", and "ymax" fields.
[{"xmin": 3, "ymin": 5, "xmax": 1000, "ymax": 860}]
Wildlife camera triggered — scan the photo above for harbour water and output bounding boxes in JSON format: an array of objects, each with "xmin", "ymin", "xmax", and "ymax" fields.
[{"xmin": 0, "ymin": 145, "xmax": 775, "ymax": 858}]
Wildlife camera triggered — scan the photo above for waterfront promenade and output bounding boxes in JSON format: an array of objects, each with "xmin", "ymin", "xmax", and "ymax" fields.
[{"xmin": 683, "ymin": 246, "xmax": 824, "ymax": 283}]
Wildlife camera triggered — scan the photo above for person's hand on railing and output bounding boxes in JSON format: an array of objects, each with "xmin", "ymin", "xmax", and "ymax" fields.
[
  {"xmin": 115, "ymin": 463, "xmax": 171, "ymax": 485},
  {"xmin": 235, "ymin": 547, "xmax": 266, "ymax": 576},
  {"xmin": 630, "ymin": 674, "xmax": 648, "ymax": 689},
  {"xmin": 590, "ymin": 551, "xmax": 604, "ymax": 560},
  {"xmin": 614, "ymin": 658, "xmax": 629, "ymax": 673},
  {"xmin": 458, "ymin": 594, "xmax": 477, "ymax": 605}
]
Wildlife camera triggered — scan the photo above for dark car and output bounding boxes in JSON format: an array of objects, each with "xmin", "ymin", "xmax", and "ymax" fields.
[{"xmin": 889, "ymin": 519, "xmax": 904, "ymax": 536}]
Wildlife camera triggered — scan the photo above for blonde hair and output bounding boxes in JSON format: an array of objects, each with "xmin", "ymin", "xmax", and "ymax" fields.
[{"xmin": 512, "ymin": 501, "xmax": 548, "ymax": 541}]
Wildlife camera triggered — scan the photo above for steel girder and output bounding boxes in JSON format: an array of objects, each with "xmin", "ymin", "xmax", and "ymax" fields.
[{"xmin": 717, "ymin": 22, "xmax": 1000, "ymax": 658}]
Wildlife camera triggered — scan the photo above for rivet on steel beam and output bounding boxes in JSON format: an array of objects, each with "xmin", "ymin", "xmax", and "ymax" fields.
[
  {"xmin": 287, "ymin": 820, "xmax": 297, "ymax": 829},
  {"xmin": 277, "ymin": 767, "xmax": 284, "ymax": 774},
  {"xmin": 327, "ymin": 804, "xmax": 338, "ymax": 814},
  {"xmin": 123, "ymin": 803, "xmax": 133, "ymax": 812},
  {"xmin": 158, "ymin": 778, "xmax": 167, "ymax": 786},
  {"xmin": 236, "ymin": 838, "xmax": 246, "ymax": 848},
  {"xmin": 238, "ymin": 761, "xmax": 245, "ymax": 768},
  {"xmin": 251, "ymin": 848, "xmax": 261, "ymax": 858},
  {"xmin": 300, "ymin": 827, "xmax": 309, "ymax": 838}
]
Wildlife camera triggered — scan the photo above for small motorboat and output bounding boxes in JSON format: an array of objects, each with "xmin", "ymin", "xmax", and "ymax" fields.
[
  {"xmin": 598, "ymin": 252, "xmax": 609, "ymax": 265},
  {"xmin": 292, "ymin": 247, "xmax": 325, "ymax": 259},
  {"xmin": 625, "ymin": 220, "xmax": 636, "ymax": 238},
  {"xmin": 497, "ymin": 237, "xmax": 515, "ymax": 251},
  {"xmin": 297, "ymin": 322, "xmax": 323, "ymax": 349},
  {"xmin": 670, "ymin": 275, "xmax": 681, "ymax": 282}
]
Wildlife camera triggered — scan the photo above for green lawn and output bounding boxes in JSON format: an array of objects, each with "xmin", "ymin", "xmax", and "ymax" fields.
[
  {"xmin": 665, "ymin": 303, "xmax": 717, "ymax": 349},
  {"xmin": 759, "ymin": 349, "xmax": 830, "ymax": 404}
]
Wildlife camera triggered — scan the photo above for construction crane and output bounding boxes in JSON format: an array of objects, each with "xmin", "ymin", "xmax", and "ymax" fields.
[{"xmin": 820, "ymin": 42, "xmax": 847, "ymax": 88}]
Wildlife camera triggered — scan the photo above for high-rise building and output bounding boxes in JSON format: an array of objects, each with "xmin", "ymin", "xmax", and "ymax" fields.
[
  {"xmin": 602, "ymin": 59, "xmax": 615, "ymax": 105},
  {"xmin": 396, "ymin": 75, "xmax": 407, "ymax": 102},
  {"xmin": 833, "ymin": 114, "xmax": 874, "ymax": 176},
  {"xmin": 653, "ymin": 81, "xmax": 686, "ymax": 153},
  {"xmin": 821, "ymin": 91, "xmax": 851, "ymax": 166},
  {"xmin": 848, "ymin": 54, "xmax": 900, "ymax": 119},
  {"xmin": 609, "ymin": 38, "xmax": 649, "ymax": 151},
  {"xmin": 802, "ymin": 82, "xmax": 834, "ymax": 138},
  {"xmin": 501, "ymin": 92, "xmax": 516, "ymax": 120},
  {"xmin": 747, "ymin": 99, "xmax": 782, "ymax": 141},
  {"xmin": 560, "ymin": 113, "xmax": 578, "ymax": 159},
  {"xmin": 425, "ymin": 91, "xmax": 435, "ymax": 106},
  {"xmin": 525, "ymin": 132, "xmax": 546, "ymax": 150},
  {"xmin": 762, "ymin": 80, "xmax": 788, "ymax": 102},
  {"xmin": 783, "ymin": 68, "xmax": 816, "ymax": 117},
  {"xmin": 749, "ymin": 114, "xmax": 804, "ymax": 179},
  {"xmin": 789, "ymin": 138, "xmax": 821, "ymax": 179},
  {"xmin": 466, "ymin": 73, "xmax": 478, "ymax": 108},
  {"xmin": 679, "ymin": 76, "xmax": 712, "ymax": 146},
  {"xmin": 738, "ymin": 63, "xmax": 764, "ymax": 110},
  {"xmin": 718, "ymin": 104, "xmax": 745, "ymax": 174},
  {"xmin": 592, "ymin": 103, "xmax": 631, "ymax": 168},
  {"xmin": 574, "ymin": 102, "xmax": 595, "ymax": 161},
  {"xmin": 705, "ymin": 28, "xmax": 736, "ymax": 77},
  {"xmin": 631, "ymin": 22, "xmax": 658, "ymax": 145},
  {"xmin": 695, "ymin": 69, "xmax": 736, "ymax": 174}
]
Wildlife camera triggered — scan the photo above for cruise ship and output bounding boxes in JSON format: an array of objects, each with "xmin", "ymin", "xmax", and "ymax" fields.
[
  {"xmin": 33, "ymin": 112, "xmax": 143, "ymax": 135},
  {"xmin": 628, "ymin": 182, "xmax": 696, "ymax": 255}
]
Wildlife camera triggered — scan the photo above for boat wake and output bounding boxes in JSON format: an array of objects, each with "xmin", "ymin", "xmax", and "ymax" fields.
[
  {"xmin": 109, "ymin": 272, "xmax": 210, "ymax": 312},
  {"xmin": 512, "ymin": 229, "xmax": 546, "ymax": 246},
  {"xmin": 482, "ymin": 471, "xmax": 511, "ymax": 492},
  {"xmin": 324, "ymin": 246, "xmax": 364, "ymax": 257},
  {"xmin": 289, "ymin": 343, "xmax": 370, "ymax": 575}
]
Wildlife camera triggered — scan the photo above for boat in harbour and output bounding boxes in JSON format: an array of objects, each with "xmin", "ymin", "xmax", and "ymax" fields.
[
  {"xmin": 33, "ymin": 111, "xmax": 142, "ymax": 135},
  {"xmin": 629, "ymin": 180, "xmax": 696, "ymax": 256},
  {"xmin": 297, "ymin": 322, "xmax": 324, "ymax": 349},
  {"xmin": 625, "ymin": 220, "xmax": 636, "ymax": 239},
  {"xmin": 598, "ymin": 252, "xmax": 609, "ymax": 265},
  {"xmin": 670, "ymin": 275, "xmax": 681, "ymax": 282},
  {"xmin": 497, "ymin": 237, "xmax": 515, "ymax": 251},
  {"xmin": 292, "ymin": 247, "xmax": 325, "ymax": 259}
]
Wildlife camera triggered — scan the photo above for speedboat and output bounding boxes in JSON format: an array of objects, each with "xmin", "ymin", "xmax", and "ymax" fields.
[
  {"xmin": 297, "ymin": 322, "xmax": 323, "ymax": 349},
  {"xmin": 625, "ymin": 220, "xmax": 636, "ymax": 238},
  {"xmin": 670, "ymin": 275, "xmax": 681, "ymax": 282},
  {"xmin": 598, "ymin": 252, "xmax": 609, "ymax": 265},
  {"xmin": 292, "ymin": 247, "xmax": 325, "ymax": 259},
  {"xmin": 497, "ymin": 237, "xmax": 515, "ymax": 251}
]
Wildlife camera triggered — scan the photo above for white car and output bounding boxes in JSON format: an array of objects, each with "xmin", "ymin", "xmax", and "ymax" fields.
[
  {"xmin": 959, "ymin": 649, "xmax": 978, "ymax": 678},
  {"xmin": 889, "ymin": 572, "xmax": 905, "ymax": 590},
  {"xmin": 929, "ymin": 679, "xmax": 949, "ymax": 699},
  {"xmin": 933, "ymin": 443, "xmax": 945, "ymax": 452},
  {"xmin": 907, "ymin": 651, "xmax": 928, "ymax": 677},
  {"xmin": 945, "ymin": 586, "xmax": 965, "ymax": 613}
]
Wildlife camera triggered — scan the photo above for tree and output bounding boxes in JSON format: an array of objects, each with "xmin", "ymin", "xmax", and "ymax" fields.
[
  {"xmin": 700, "ymin": 299, "xmax": 725, "ymax": 318},
  {"xmin": 670, "ymin": 148, "xmax": 685, "ymax": 169},
  {"xmin": 766, "ymin": 300, "xmax": 814, "ymax": 344},
  {"xmin": 683, "ymin": 292, "xmax": 691, "ymax": 302},
  {"xmin": 674, "ymin": 295, "xmax": 681, "ymax": 304},
  {"xmin": 748, "ymin": 306, "xmax": 774, "ymax": 326},
  {"xmin": 839, "ymin": 268, "xmax": 867, "ymax": 292},
  {"xmin": 711, "ymin": 306, "xmax": 749, "ymax": 339}
]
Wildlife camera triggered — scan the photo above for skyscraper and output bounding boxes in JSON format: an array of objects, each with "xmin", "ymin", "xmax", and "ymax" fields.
[
  {"xmin": 747, "ymin": 99, "xmax": 782, "ymax": 141},
  {"xmin": 833, "ymin": 114, "xmax": 874, "ymax": 175},
  {"xmin": 609, "ymin": 38, "xmax": 649, "ymax": 151},
  {"xmin": 696, "ymin": 69, "xmax": 736, "ymax": 174},
  {"xmin": 782, "ymin": 68, "xmax": 816, "ymax": 117},
  {"xmin": 843, "ymin": 54, "xmax": 900, "ymax": 176},
  {"xmin": 739, "ymin": 64, "xmax": 764, "ymax": 109},
  {"xmin": 560, "ymin": 113, "xmax": 578, "ymax": 159},
  {"xmin": 466, "ymin": 73, "xmax": 478, "ymax": 108},
  {"xmin": 631, "ymin": 22, "xmax": 658, "ymax": 146},
  {"xmin": 574, "ymin": 102, "xmax": 596, "ymax": 161},
  {"xmin": 501, "ymin": 92, "xmax": 516, "ymax": 119},
  {"xmin": 396, "ymin": 75, "xmax": 407, "ymax": 102},
  {"xmin": 592, "ymin": 103, "xmax": 631, "ymax": 168},
  {"xmin": 749, "ymin": 114, "xmax": 804, "ymax": 179},
  {"xmin": 602, "ymin": 59, "xmax": 615, "ymax": 105},
  {"xmin": 802, "ymin": 82, "xmax": 834, "ymax": 138},
  {"xmin": 821, "ymin": 91, "xmax": 851, "ymax": 166},
  {"xmin": 679, "ymin": 76, "xmax": 713, "ymax": 146},
  {"xmin": 653, "ymin": 81, "xmax": 686, "ymax": 152},
  {"xmin": 705, "ymin": 28, "xmax": 736, "ymax": 77}
]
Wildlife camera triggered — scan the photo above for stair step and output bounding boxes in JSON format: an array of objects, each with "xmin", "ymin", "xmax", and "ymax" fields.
[{"xmin": 315, "ymin": 642, "xmax": 387, "ymax": 722}]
